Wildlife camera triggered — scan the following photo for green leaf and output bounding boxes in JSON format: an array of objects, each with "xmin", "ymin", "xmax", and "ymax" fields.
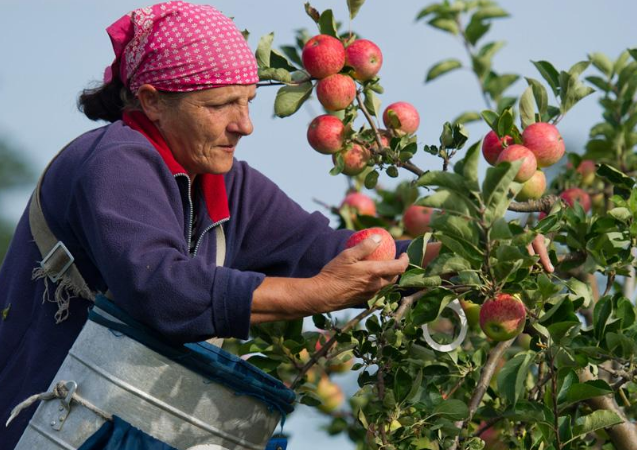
[
  {"xmin": 465, "ymin": 17, "xmax": 490, "ymax": 46},
  {"xmin": 519, "ymin": 85, "xmax": 536, "ymax": 129},
  {"xmin": 433, "ymin": 399, "xmax": 469, "ymax": 420},
  {"xmin": 318, "ymin": 10, "xmax": 338, "ymax": 37},
  {"xmin": 594, "ymin": 296, "xmax": 613, "ymax": 341},
  {"xmin": 428, "ymin": 17, "xmax": 459, "ymax": 35},
  {"xmin": 407, "ymin": 233, "xmax": 430, "ymax": 266},
  {"xmin": 453, "ymin": 111, "xmax": 482, "ymax": 124},
  {"xmin": 525, "ymin": 77, "xmax": 549, "ymax": 117},
  {"xmin": 569, "ymin": 60, "xmax": 591, "ymax": 77},
  {"xmin": 364, "ymin": 170, "xmax": 379, "ymax": 189},
  {"xmin": 482, "ymin": 160, "xmax": 522, "ymax": 223},
  {"xmin": 531, "ymin": 60, "xmax": 560, "ymax": 96},
  {"xmin": 270, "ymin": 49, "xmax": 298, "ymax": 71},
  {"xmin": 426, "ymin": 253, "xmax": 473, "ymax": 275},
  {"xmin": 597, "ymin": 163, "xmax": 636, "ymax": 190},
  {"xmin": 589, "ymin": 52, "xmax": 613, "ymax": 77},
  {"xmin": 481, "ymin": 109, "xmax": 499, "ymax": 132},
  {"xmin": 417, "ymin": 189, "xmax": 475, "ymax": 217},
  {"xmin": 280, "ymin": 45, "xmax": 303, "ymax": 68},
  {"xmin": 571, "ymin": 410, "xmax": 623, "ymax": 441},
  {"xmin": 557, "ymin": 369, "xmax": 578, "ymax": 404},
  {"xmin": 629, "ymin": 48, "xmax": 637, "ymax": 61},
  {"xmin": 426, "ymin": 59, "xmax": 463, "ymax": 82},
  {"xmin": 485, "ymin": 73, "xmax": 519, "ymax": 100},
  {"xmin": 399, "ymin": 269, "xmax": 442, "ymax": 288},
  {"xmin": 417, "ymin": 170, "xmax": 473, "ymax": 194},
  {"xmin": 586, "ymin": 76, "xmax": 612, "ymax": 92},
  {"xmin": 274, "ymin": 82, "xmax": 313, "ymax": 118},
  {"xmin": 386, "ymin": 166, "xmax": 399, "ymax": 178},
  {"xmin": 497, "ymin": 108, "xmax": 514, "ymax": 137},
  {"xmin": 330, "ymin": 152, "xmax": 344, "ymax": 176},
  {"xmin": 566, "ymin": 278, "xmax": 593, "ymax": 309},
  {"xmin": 497, "ymin": 352, "xmax": 535, "ymax": 405},
  {"xmin": 566, "ymin": 380, "xmax": 614, "ymax": 404},
  {"xmin": 364, "ymin": 89, "xmax": 382, "ymax": 116},
  {"xmin": 474, "ymin": 6, "xmax": 509, "ymax": 20},
  {"xmin": 258, "ymin": 68, "xmax": 292, "ymax": 83},
  {"xmin": 256, "ymin": 33, "xmax": 274, "ymax": 68},
  {"xmin": 457, "ymin": 141, "xmax": 481, "ymax": 191},
  {"xmin": 347, "ymin": 0, "xmax": 365, "ymax": 20}
]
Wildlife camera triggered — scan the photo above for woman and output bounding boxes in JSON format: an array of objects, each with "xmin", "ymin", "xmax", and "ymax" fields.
[{"xmin": 0, "ymin": 3, "xmax": 412, "ymax": 447}]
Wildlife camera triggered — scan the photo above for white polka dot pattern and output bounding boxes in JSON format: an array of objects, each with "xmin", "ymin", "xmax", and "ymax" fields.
[{"xmin": 106, "ymin": 1, "xmax": 258, "ymax": 94}]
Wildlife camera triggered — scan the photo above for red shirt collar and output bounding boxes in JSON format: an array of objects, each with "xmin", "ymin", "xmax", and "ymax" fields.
[{"xmin": 123, "ymin": 110, "xmax": 230, "ymax": 224}]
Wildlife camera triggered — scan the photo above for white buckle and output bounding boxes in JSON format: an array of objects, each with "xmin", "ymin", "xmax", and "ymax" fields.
[{"xmin": 41, "ymin": 241, "xmax": 75, "ymax": 283}]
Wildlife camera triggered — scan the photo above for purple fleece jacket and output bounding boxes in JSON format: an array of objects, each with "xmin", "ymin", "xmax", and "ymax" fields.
[{"xmin": 0, "ymin": 120, "xmax": 409, "ymax": 448}]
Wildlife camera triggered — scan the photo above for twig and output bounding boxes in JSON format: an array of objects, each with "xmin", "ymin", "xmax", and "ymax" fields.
[
  {"xmin": 602, "ymin": 271, "xmax": 616, "ymax": 298},
  {"xmin": 290, "ymin": 306, "xmax": 379, "ymax": 389},
  {"xmin": 393, "ymin": 291, "xmax": 425, "ymax": 324},
  {"xmin": 449, "ymin": 339, "xmax": 514, "ymax": 450},
  {"xmin": 508, "ymin": 195, "xmax": 560, "ymax": 213},
  {"xmin": 355, "ymin": 91, "xmax": 426, "ymax": 178}
]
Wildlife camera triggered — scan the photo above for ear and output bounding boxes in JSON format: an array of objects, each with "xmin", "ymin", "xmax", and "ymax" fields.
[{"xmin": 136, "ymin": 84, "xmax": 163, "ymax": 121}]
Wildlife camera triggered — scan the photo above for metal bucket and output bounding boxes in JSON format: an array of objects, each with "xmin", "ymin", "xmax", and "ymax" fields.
[{"xmin": 14, "ymin": 298, "xmax": 294, "ymax": 450}]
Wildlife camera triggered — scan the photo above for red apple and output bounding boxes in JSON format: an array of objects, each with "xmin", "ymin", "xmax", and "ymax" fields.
[
  {"xmin": 307, "ymin": 115, "xmax": 345, "ymax": 154},
  {"xmin": 316, "ymin": 376, "xmax": 344, "ymax": 413},
  {"xmin": 482, "ymin": 130, "xmax": 514, "ymax": 166},
  {"xmin": 382, "ymin": 102, "xmax": 420, "ymax": 135},
  {"xmin": 560, "ymin": 188, "xmax": 592, "ymax": 213},
  {"xmin": 345, "ymin": 227, "xmax": 396, "ymax": 261},
  {"xmin": 302, "ymin": 34, "xmax": 345, "ymax": 79},
  {"xmin": 341, "ymin": 192, "xmax": 377, "ymax": 216},
  {"xmin": 316, "ymin": 74, "xmax": 356, "ymax": 111},
  {"xmin": 333, "ymin": 143, "xmax": 371, "ymax": 176},
  {"xmin": 515, "ymin": 170, "xmax": 546, "ymax": 201},
  {"xmin": 522, "ymin": 122, "xmax": 565, "ymax": 168},
  {"xmin": 345, "ymin": 39, "xmax": 383, "ymax": 81},
  {"xmin": 577, "ymin": 160, "xmax": 596, "ymax": 186},
  {"xmin": 403, "ymin": 205, "xmax": 435, "ymax": 236},
  {"xmin": 479, "ymin": 294, "xmax": 526, "ymax": 341},
  {"xmin": 495, "ymin": 144, "xmax": 538, "ymax": 183}
]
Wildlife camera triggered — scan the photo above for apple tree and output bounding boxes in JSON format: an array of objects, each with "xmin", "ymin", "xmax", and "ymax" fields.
[{"xmin": 239, "ymin": 1, "xmax": 637, "ymax": 449}]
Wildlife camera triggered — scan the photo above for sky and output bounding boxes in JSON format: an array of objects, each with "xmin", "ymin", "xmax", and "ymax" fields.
[{"xmin": 1, "ymin": 1, "xmax": 636, "ymax": 448}]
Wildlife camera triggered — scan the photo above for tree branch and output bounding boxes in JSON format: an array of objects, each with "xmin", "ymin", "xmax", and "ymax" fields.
[
  {"xmin": 290, "ymin": 305, "xmax": 379, "ymax": 389},
  {"xmin": 449, "ymin": 339, "xmax": 514, "ymax": 450},
  {"xmin": 578, "ymin": 368, "xmax": 637, "ymax": 450},
  {"xmin": 508, "ymin": 195, "xmax": 560, "ymax": 213}
]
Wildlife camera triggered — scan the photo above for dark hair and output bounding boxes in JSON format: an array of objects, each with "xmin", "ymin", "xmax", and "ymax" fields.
[
  {"xmin": 77, "ymin": 78, "xmax": 139, "ymax": 123},
  {"xmin": 77, "ymin": 78, "xmax": 190, "ymax": 123}
]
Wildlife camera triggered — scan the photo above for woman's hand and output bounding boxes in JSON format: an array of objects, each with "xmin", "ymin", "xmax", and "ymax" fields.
[
  {"xmin": 527, "ymin": 234, "xmax": 555, "ymax": 273},
  {"xmin": 312, "ymin": 236, "xmax": 410, "ymax": 312},
  {"xmin": 251, "ymin": 236, "xmax": 409, "ymax": 323}
]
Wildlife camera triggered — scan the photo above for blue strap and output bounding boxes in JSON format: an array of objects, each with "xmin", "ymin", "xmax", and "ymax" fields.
[
  {"xmin": 77, "ymin": 416, "xmax": 179, "ymax": 450},
  {"xmin": 265, "ymin": 437, "xmax": 288, "ymax": 450}
]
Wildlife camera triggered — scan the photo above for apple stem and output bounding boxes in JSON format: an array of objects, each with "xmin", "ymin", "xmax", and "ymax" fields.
[{"xmin": 354, "ymin": 90, "xmax": 426, "ymax": 177}]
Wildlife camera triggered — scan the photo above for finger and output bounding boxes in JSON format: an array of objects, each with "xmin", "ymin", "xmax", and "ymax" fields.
[
  {"xmin": 366, "ymin": 253, "xmax": 410, "ymax": 277},
  {"xmin": 526, "ymin": 242, "xmax": 536, "ymax": 256},
  {"xmin": 532, "ymin": 234, "xmax": 554, "ymax": 273},
  {"xmin": 341, "ymin": 235, "xmax": 382, "ymax": 262}
]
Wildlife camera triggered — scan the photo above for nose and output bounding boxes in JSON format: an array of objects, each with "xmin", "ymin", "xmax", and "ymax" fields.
[{"xmin": 228, "ymin": 106, "xmax": 253, "ymax": 136}]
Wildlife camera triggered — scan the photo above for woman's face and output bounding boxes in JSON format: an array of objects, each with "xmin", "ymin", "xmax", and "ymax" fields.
[{"xmin": 152, "ymin": 84, "xmax": 257, "ymax": 176}]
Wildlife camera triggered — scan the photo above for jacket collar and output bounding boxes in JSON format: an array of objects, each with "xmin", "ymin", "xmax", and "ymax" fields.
[{"xmin": 122, "ymin": 110, "xmax": 230, "ymax": 224}]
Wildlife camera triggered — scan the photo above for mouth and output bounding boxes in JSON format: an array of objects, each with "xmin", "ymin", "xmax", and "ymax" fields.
[{"xmin": 218, "ymin": 145, "xmax": 236, "ymax": 153}]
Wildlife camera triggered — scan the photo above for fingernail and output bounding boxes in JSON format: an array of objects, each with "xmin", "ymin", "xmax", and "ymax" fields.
[{"xmin": 371, "ymin": 235, "xmax": 382, "ymax": 244}]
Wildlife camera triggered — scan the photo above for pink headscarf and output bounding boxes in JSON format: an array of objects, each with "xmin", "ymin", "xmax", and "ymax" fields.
[{"xmin": 104, "ymin": 1, "xmax": 259, "ymax": 94}]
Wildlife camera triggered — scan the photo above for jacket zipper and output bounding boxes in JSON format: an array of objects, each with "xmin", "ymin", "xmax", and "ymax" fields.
[
  {"xmin": 175, "ymin": 173, "xmax": 229, "ymax": 258},
  {"xmin": 193, "ymin": 218, "xmax": 229, "ymax": 257},
  {"xmin": 174, "ymin": 173, "xmax": 194, "ymax": 254}
]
